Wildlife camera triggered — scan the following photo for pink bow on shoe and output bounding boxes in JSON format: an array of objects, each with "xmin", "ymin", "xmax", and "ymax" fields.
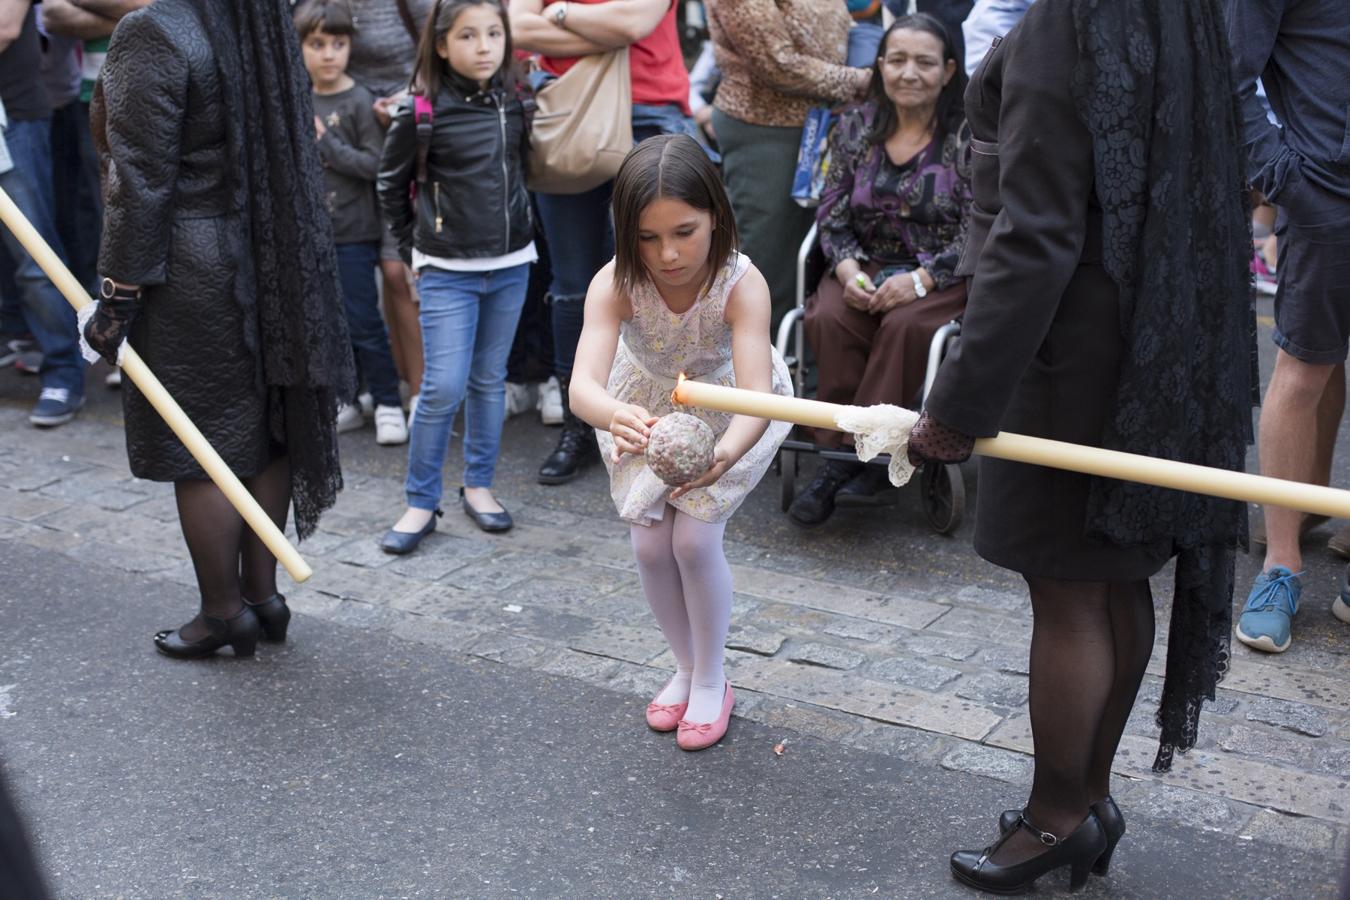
[{"xmin": 646, "ymin": 700, "xmax": 688, "ymax": 733}]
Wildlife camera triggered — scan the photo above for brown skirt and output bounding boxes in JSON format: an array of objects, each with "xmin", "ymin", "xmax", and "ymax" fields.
[{"xmin": 803, "ymin": 263, "xmax": 966, "ymax": 447}]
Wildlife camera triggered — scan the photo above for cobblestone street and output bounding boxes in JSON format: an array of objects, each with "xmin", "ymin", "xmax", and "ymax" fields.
[{"xmin": 1, "ymin": 303, "xmax": 1347, "ymax": 897}]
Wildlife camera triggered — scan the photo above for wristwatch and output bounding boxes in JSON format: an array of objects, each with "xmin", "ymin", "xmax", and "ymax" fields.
[
  {"xmin": 552, "ymin": 1, "xmax": 568, "ymax": 26},
  {"xmin": 100, "ymin": 277, "xmax": 141, "ymax": 301},
  {"xmin": 910, "ymin": 270, "xmax": 929, "ymax": 299}
]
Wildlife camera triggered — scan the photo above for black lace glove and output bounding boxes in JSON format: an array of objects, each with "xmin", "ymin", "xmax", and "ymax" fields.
[
  {"xmin": 83, "ymin": 285, "xmax": 142, "ymax": 367},
  {"xmin": 907, "ymin": 410, "xmax": 976, "ymax": 467}
]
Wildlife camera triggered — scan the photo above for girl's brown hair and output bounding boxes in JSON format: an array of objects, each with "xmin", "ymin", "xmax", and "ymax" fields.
[
  {"xmin": 410, "ymin": 0, "xmax": 516, "ymax": 98},
  {"xmin": 293, "ymin": 0, "xmax": 357, "ymax": 40},
  {"xmin": 611, "ymin": 135, "xmax": 739, "ymax": 300}
]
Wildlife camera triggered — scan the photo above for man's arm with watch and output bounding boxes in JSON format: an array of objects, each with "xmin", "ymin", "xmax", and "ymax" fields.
[
  {"xmin": 509, "ymin": 0, "xmax": 610, "ymax": 57},
  {"xmin": 81, "ymin": 278, "xmax": 143, "ymax": 367}
]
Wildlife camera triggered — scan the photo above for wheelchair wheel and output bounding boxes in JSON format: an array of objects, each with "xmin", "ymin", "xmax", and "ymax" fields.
[
  {"xmin": 779, "ymin": 448, "xmax": 798, "ymax": 512},
  {"xmin": 921, "ymin": 461, "xmax": 965, "ymax": 535}
]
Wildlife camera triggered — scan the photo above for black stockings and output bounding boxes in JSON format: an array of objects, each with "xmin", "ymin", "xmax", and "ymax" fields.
[
  {"xmin": 991, "ymin": 576, "xmax": 1154, "ymax": 864},
  {"xmin": 173, "ymin": 456, "xmax": 291, "ymax": 639}
]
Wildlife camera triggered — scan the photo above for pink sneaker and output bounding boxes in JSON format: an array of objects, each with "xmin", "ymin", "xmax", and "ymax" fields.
[
  {"xmin": 645, "ymin": 699, "xmax": 688, "ymax": 732},
  {"xmin": 676, "ymin": 682, "xmax": 735, "ymax": 751}
]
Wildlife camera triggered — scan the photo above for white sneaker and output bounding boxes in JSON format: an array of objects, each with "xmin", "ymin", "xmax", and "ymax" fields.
[
  {"xmin": 539, "ymin": 375, "xmax": 563, "ymax": 425},
  {"xmin": 374, "ymin": 404, "xmax": 408, "ymax": 445},
  {"xmin": 105, "ymin": 368, "xmax": 122, "ymax": 388},
  {"xmin": 336, "ymin": 403, "xmax": 365, "ymax": 433},
  {"xmin": 504, "ymin": 381, "xmax": 534, "ymax": 417},
  {"xmin": 357, "ymin": 391, "xmax": 375, "ymax": 417}
]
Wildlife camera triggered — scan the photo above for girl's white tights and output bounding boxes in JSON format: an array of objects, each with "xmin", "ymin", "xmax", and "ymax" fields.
[{"xmin": 630, "ymin": 504, "xmax": 732, "ymax": 724}]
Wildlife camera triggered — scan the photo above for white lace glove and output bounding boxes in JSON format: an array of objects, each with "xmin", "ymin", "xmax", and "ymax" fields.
[{"xmin": 834, "ymin": 403, "xmax": 921, "ymax": 487}]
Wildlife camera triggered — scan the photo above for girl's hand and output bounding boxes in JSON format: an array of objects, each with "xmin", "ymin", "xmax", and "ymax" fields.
[
  {"xmin": 314, "ymin": 115, "xmax": 327, "ymax": 139},
  {"xmin": 669, "ymin": 445, "xmax": 733, "ymax": 499},
  {"xmin": 609, "ymin": 404, "xmax": 657, "ymax": 461}
]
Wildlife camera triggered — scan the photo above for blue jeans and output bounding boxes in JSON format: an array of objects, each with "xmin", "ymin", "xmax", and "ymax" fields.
[
  {"xmin": 406, "ymin": 264, "xmax": 530, "ymax": 509},
  {"xmin": 335, "ymin": 241, "xmax": 401, "ymax": 407},
  {"xmin": 534, "ymin": 102, "xmax": 700, "ymax": 379},
  {"xmin": 0, "ymin": 117, "xmax": 83, "ymax": 395}
]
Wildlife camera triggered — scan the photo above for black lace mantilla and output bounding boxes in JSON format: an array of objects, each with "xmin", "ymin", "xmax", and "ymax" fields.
[
  {"xmin": 193, "ymin": 0, "xmax": 355, "ymax": 539},
  {"xmin": 1069, "ymin": 0, "xmax": 1257, "ymax": 772}
]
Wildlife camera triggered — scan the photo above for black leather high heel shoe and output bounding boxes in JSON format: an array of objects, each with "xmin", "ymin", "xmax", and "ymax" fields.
[
  {"xmin": 951, "ymin": 811, "xmax": 1106, "ymax": 894},
  {"xmin": 998, "ymin": 796, "xmax": 1124, "ymax": 876},
  {"xmin": 245, "ymin": 593, "xmax": 290, "ymax": 643},
  {"xmin": 154, "ymin": 607, "xmax": 261, "ymax": 659}
]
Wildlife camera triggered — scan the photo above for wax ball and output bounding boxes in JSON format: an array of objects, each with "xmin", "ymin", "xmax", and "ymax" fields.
[{"xmin": 646, "ymin": 413, "xmax": 716, "ymax": 485}]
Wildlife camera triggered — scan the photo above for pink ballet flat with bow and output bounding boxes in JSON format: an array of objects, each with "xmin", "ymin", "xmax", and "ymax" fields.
[
  {"xmin": 676, "ymin": 683, "xmax": 735, "ymax": 751},
  {"xmin": 645, "ymin": 698, "xmax": 689, "ymax": 732}
]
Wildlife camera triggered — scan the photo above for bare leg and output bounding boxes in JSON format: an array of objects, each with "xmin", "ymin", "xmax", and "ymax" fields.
[{"xmin": 1261, "ymin": 351, "xmax": 1338, "ymax": 571}]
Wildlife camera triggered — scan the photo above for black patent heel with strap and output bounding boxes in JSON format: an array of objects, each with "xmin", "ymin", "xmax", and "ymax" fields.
[
  {"xmin": 998, "ymin": 795, "xmax": 1124, "ymax": 877},
  {"xmin": 154, "ymin": 607, "xmax": 261, "ymax": 659},
  {"xmin": 245, "ymin": 593, "xmax": 291, "ymax": 643},
  {"xmin": 951, "ymin": 811, "xmax": 1106, "ymax": 894}
]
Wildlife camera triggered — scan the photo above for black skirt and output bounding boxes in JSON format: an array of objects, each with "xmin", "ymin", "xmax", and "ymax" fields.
[{"xmin": 971, "ymin": 264, "xmax": 1173, "ymax": 582}]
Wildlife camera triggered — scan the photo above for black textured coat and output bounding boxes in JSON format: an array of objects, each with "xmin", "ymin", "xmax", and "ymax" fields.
[{"xmin": 95, "ymin": 0, "xmax": 273, "ymax": 482}]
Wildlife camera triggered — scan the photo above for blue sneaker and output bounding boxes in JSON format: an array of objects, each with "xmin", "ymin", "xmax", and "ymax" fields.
[
  {"xmin": 29, "ymin": 387, "xmax": 84, "ymax": 427},
  {"xmin": 1236, "ymin": 566, "xmax": 1302, "ymax": 653}
]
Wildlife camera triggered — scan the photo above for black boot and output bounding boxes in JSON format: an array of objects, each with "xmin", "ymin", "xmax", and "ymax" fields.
[
  {"xmin": 787, "ymin": 459, "xmax": 860, "ymax": 527},
  {"xmin": 538, "ymin": 377, "xmax": 598, "ymax": 484},
  {"xmin": 834, "ymin": 462, "xmax": 899, "ymax": 507}
]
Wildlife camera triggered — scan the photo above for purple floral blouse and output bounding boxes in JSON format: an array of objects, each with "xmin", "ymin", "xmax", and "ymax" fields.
[{"xmin": 816, "ymin": 103, "xmax": 972, "ymax": 291}]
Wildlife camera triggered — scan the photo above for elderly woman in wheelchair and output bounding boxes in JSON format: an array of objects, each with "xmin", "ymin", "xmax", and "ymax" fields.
[{"xmin": 788, "ymin": 13, "xmax": 972, "ymax": 527}]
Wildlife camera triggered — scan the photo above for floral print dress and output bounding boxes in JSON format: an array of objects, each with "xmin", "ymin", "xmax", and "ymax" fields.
[{"xmin": 599, "ymin": 252, "xmax": 793, "ymax": 525}]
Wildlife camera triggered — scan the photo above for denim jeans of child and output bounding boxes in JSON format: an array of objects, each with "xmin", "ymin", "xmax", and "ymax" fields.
[
  {"xmin": 405, "ymin": 264, "xmax": 530, "ymax": 510},
  {"xmin": 334, "ymin": 240, "xmax": 401, "ymax": 408}
]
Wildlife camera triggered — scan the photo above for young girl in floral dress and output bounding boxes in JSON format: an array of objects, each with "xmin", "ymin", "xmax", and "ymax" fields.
[{"xmin": 569, "ymin": 135, "xmax": 792, "ymax": 751}]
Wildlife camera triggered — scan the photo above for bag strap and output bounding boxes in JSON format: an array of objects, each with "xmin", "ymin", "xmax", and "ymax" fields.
[
  {"xmin": 413, "ymin": 94, "xmax": 434, "ymax": 187},
  {"xmin": 395, "ymin": 0, "xmax": 421, "ymax": 43}
]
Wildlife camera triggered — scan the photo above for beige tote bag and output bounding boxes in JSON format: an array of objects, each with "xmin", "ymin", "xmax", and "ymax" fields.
[{"xmin": 527, "ymin": 48, "xmax": 633, "ymax": 195}]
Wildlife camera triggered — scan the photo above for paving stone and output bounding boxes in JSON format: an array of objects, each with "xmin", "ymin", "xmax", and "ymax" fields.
[
  {"xmin": 538, "ymin": 649, "xmax": 622, "ymax": 683},
  {"xmin": 725, "ymin": 654, "xmax": 927, "ymax": 728},
  {"xmin": 1239, "ymin": 807, "xmax": 1343, "ymax": 854},
  {"xmin": 444, "ymin": 552, "xmax": 567, "ymax": 593},
  {"xmin": 786, "ymin": 641, "xmax": 867, "ymax": 670},
  {"xmin": 463, "ymin": 630, "xmax": 554, "ymax": 667},
  {"xmin": 566, "ymin": 622, "xmax": 669, "ymax": 666},
  {"xmin": 388, "ymin": 616, "xmax": 480, "ymax": 651},
  {"xmin": 905, "ymin": 633, "xmax": 982, "ymax": 662},
  {"xmin": 953, "ymin": 585, "xmax": 1028, "ymax": 613},
  {"xmin": 382, "ymin": 541, "xmax": 487, "ymax": 582},
  {"xmin": 745, "ymin": 700, "xmax": 863, "ymax": 745},
  {"xmin": 86, "ymin": 484, "xmax": 155, "ymax": 512},
  {"xmin": 283, "ymin": 589, "xmax": 343, "ymax": 619},
  {"xmin": 1125, "ymin": 783, "xmax": 1246, "ymax": 833},
  {"xmin": 9, "ymin": 458, "xmax": 90, "ymax": 492},
  {"xmin": 508, "ymin": 502, "xmax": 582, "ymax": 529},
  {"xmin": 975, "ymin": 645, "xmax": 1029, "ymax": 675},
  {"xmin": 730, "ymin": 567, "xmax": 948, "ymax": 630},
  {"xmin": 900, "ymin": 694, "xmax": 1003, "ymax": 742},
  {"xmin": 940, "ymin": 744, "xmax": 1032, "ymax": 785},
  {"xmin": 724, "ymin": 625, "xmax": 785, "ymax": 657},
  {"xmin": 1245, "ymin": 697, "xmax": 1330, "ymax": 738},
  {"xmin": 1218, "ymin": 724, "xmax": 1313, "ymax": 766},
  {"xmin": 388, "ymin": 582, "xmax": 479, "ymax": 618},
  {"xmin": 333, "ymin": 535, "xmax": 402, "ymax": 569},
  {"xmin": 821, "ymin": 617, "xmax": 908, "ymax": 644},
  {"xmin": 926, "ymin": 606, "xmax": 1032, "ymax": 646},
  {"xmin": 325, "ymin": 598, "xmax": 396, "ymax": 629},
  {"xmin": 842, "ymin": 719, "xmax": 951, "ymax": 764},
  {"xmin": 1223, "ymin": 655, "xmax": 1350, "ymax": 713},
  {"xmin": 70, "ymin": 539, "xmax": 178, "ymax": 574},
  {"xmin": 604, "ymin": 660, "xmax": 670, "ymax": 699},
  {"xmin": 0, "ymin": 490, "xmax": 70, "ymax": 522},
  {"xmin": 131, "ymin": 493, "xmax": 184, "ymax": 524},
  {"xmin": 867, "ymin": 657, "xmax": 962, "ymax": 692},
  {"xmin": 307, "ymin": 562, "xmax": 414, "ymax": 606},
  {"xmin": 955, "ymin": 673, "xmax": 1028, "ymax": 710}
]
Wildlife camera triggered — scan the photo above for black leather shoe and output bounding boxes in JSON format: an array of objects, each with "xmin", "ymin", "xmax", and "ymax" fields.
[
  {"xmin": 380, "ymin": 508, "xmax": 442, "ymax": 555},
  {"xmin": 154, "ymin": 607, "xmax": 261, "ymax": 659},
  {"xmin": 952, "ymin": 812, "xmax": 1106, "ymax": 894},
  {"xmin": 833, "ymin": 462, "xmax": 899, "ymax": 507},
  {"xmin": 998, "ymin": 796, "xmax": 1123, "ymax": 876},
  {"xmin": 538, "ymin": 377, "xmax": 599, "ymax": 484},
  {"xmin": 245, "ymin": 593, "xmax": 291, "ymax": 643},
  {"xmin": 787, "ymin": 460, "xmax": 860, "ymax": 527},
  {"xmin": 460, "ymin": 487, "xmax": 512, "ymax": 532}
]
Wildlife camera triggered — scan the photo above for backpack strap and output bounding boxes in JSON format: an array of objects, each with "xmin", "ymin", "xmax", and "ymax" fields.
[{"xmin": 413, "ymin": 94, "xmax": 434, "ymax": 189}]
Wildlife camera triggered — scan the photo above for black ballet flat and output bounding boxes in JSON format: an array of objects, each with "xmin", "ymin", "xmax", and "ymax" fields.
[
  {"xmin": 245, "ymin": 593, "xmax": 291, "ymax": 643},
  {"xmin": 380, "ymin": 508, "xmax": 442, "ymax": 555},
  {"xmin": 998, "ymin": 796, "xmax": 1124, "ymax": 876},
  {"xmin": 951, "ymin": 811, "xmax": 1106, "ymax": 894},
  {"xmin": 459, "ymin": 487, "xmax": 512, "ymax": 533},
  {"xmin": 154, "ymin": 607, "xmax": 261, "ymax": 660}
]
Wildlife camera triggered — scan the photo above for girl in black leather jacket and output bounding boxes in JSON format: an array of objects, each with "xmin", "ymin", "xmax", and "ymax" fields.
[{"xmin": 376, "ymin": 0, "xmax": 536, "ymax": 549}]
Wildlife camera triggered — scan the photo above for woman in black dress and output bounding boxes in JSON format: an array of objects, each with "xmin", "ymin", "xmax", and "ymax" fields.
[
  {"xmin": 85, "ymin": 0, "xmax": 353, "ymax": 658},
  {"xmin": 909, "ymin": 0, "xmax": 1254, "ymax": 891}
]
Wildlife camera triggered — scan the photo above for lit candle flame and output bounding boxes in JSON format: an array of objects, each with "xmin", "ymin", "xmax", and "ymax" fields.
[{"xmin": 672, "ymin": 372, "xmax": 687, "ymax": 406}]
